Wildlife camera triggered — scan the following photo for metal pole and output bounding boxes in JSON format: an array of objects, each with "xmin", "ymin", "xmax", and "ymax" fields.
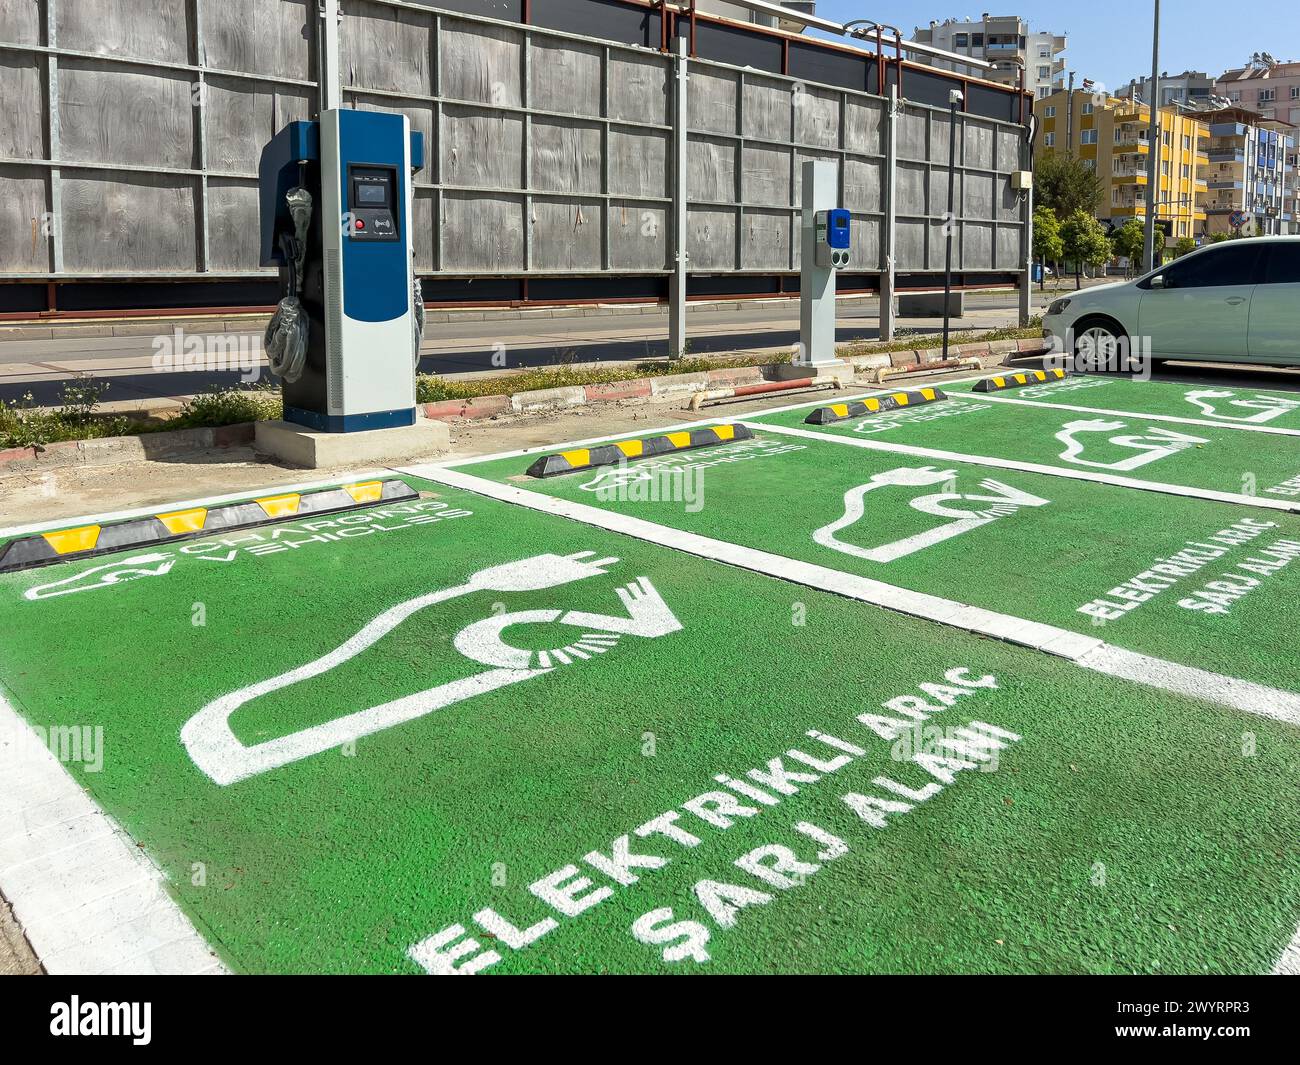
[
  {"xmin": 1142, "ymin": 0, "xmax": 1161, "ymax": 272},
  {"xmin": 942, "ymin": 89, "xmax": 962, "ymax": 360},
  {"xmin": 319, "ymin": 0, "xmax": 342, "ymax": 113},
  {"xmin": 1065, "ymin": 71, "xmax": 1075, "ymax": 156},
  {"xmin": 668, "ymin": 35, "xmax": 689, "ymax": 360},
  {"xmin": 1020, "ymin": 112, "xmax": 1034, "ymax": 327},
  {"xmin": 880, "ymin": 84, "xmax": 899, "ymax": 342}
]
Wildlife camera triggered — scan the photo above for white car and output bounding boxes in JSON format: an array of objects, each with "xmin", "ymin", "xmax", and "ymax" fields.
[{"xmin": 1043, "ymin": 235, "xmax": 1300, "ymax": 366}]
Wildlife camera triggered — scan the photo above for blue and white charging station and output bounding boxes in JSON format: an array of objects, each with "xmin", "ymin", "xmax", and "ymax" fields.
[
  {"xmin": 259, "ymin": 108, "xmax": 425, "ymax": 432},
  {"xmin": 814, "ymin": 208, "xmax": 852, "ymax": 270},
  {"xmin": 791, "ymin": 160, "xmax": 852, "ymax": 374}
]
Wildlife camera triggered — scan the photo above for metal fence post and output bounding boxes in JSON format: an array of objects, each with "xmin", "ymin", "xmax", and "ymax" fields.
[
  {"xmin": 45, "ymin": 0, "xmax": 63, "ymax": 275},
  {"xmin": 669, "ymin": 35, "xmax": 689, "ymax": 360},
  {"xmin": 880, "ymin": 84, "xmax": 899, "ymax": 341}
]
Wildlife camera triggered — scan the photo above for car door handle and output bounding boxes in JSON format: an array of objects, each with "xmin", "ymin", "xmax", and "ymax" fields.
[{"xmin": 1225, "ymin": 296, "xmax": 1247, "ymax": 305}]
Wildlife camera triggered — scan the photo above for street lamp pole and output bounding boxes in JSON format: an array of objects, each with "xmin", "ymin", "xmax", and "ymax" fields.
[
  {"xmin": 1142, "ymin": 0, "xmax": 1161, "ymax": 272},
  {"xmin": 942, "ymin": 88, "xmax": 963, "ymax": 360}
]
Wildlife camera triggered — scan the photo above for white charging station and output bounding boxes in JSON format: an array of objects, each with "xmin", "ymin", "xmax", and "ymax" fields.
[{"xmin": 782, "ymin": 159, "xmax": 853, "ymax": 382}]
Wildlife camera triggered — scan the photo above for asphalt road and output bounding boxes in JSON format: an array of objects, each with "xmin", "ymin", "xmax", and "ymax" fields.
[{"xmin": 1, "ymin": 289, "xmax": 1052, "ymax": 408}]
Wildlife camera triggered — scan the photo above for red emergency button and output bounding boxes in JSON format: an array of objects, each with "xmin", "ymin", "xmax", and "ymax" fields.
[{"xmin": 354, "ymin": 218, "xmax": 365, "ymax": 231}]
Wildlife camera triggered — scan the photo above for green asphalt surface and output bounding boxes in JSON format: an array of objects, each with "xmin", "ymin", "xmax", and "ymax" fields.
[
  {"xmin": 943, "ymin": 372, "xmax": 1300, "ymax": 433},
  {"xmin": 474, "ymin": 423, "xmax": 1300, "ymax": 696},
  {"xmin": 1, "ymin": 479, "xmax": 1299, "ymax": 974},
  {"xmin": 753, "ymin": 392, "xmax": 1300, "ymax": 500}
]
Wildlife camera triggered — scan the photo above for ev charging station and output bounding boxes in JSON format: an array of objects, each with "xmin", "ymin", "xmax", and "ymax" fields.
[
  {"xmin": 258, "ymin": 109, "xmax": 425, "ymax": 433},
  {"xmin": 250, "ymin": 0, "xmax": 446, "ymax": 468},
  {"xmin": 784, "ymin": 159, "xmax": 853, "ymax": 382}
]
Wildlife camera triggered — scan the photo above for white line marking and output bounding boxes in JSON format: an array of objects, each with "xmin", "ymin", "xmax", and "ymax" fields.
[
  {"xmin": 736, "ymin": 420, "xmax": 1300, "ymax": 514},
  {"xmin": 1075, "ymin": 645, "xmax": 1300, "ymax": 728},
  {"xmin": 0, "ymin": 370, "xmax": 997, "ymax": 536},
  {"xmin": 0, "ymin": 469, "xmax": 392, "ymax": 539},
  {"xmin": 406, "ymin": 464, "xmax": 1300, "ymax": 730},
  {"xmin": 1274, "ymin": 923, "xmax": 1300, "ymax": 975},
  {"xmin": 436, "ymin": 374, "xmax": 995, "ymax": 470},
  {"xmin": 0, "ymin": 689, "xmax": 227, "ymax": 974},
  {"xmin": 946, "ymin": 390, "xmax": 1300, "ymax": 437}
]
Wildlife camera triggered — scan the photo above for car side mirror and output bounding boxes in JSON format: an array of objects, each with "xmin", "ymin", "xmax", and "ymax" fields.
[{"xmin": 1150, "ymin": 274, "xmax": 1166, "ymax": 289}]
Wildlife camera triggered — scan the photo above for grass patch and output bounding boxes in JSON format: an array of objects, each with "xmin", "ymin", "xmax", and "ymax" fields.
[
  {"xmin": 162, "ymin": 384, "xmax": 283, "ymax": 430},
  {"xmin": 415, "ymin": 350, "xmax": 794, "ymax": 404},
  {"xmin": 836, "ymin": 317, "xmax": 1043, "ymax": 360},
  {"xmin": 1, "ymin": 376, "xmax": 137, "ymax": 450}
]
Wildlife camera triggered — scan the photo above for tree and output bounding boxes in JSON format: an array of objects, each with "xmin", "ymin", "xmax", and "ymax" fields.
[
  {"xmin": 1034, "ymin": 152, "xmax": 1103, "ymax": 221},
  {"xmin": 1060, "ymin": 210, "xmax": 1112, "ymax": 289},
  {"xmin": 1032, "ymin": 206, "xmax": 1063, "ymax": 288},
  {"xmin": 1173, "ymin": 236, "xmax": 1198, "ymax": 258},
  {"xmin": 1110, "ymin": 218, "xmax": 1146, "ymax": 276}
]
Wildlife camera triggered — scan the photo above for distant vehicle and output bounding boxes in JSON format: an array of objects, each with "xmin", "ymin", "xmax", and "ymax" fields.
[{"xmin": 1043, "ymin": 236, "xmax": 1300, "ymax": 366}]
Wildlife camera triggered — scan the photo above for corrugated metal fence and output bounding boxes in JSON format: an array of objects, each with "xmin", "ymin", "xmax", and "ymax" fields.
[{"xmin": 0, "ymin": 0, "xmax": 1029, "ymax": 287}]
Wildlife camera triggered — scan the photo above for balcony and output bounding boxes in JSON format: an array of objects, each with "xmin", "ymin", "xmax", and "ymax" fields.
[
  {"xmin": 1112, "ymin": 171, "xmax": 1149, "ymax": 185},
  {"xmin": 1114, "ymin": 139, "xmax": 1151, "ymax": 155}
]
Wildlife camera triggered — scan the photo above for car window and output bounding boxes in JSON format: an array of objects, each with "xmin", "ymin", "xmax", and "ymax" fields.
[
  {"xmin": 1160, "ymin": 244, "xmax": 1261, "ymax": 289},
  {"xmin": 1260, "ymin": 243, "xmax": 1300, "ymax": 284}
]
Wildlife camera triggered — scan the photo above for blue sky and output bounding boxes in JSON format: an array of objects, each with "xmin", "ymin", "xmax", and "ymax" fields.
[{"xmin": 812, "ymin": 1, "xmax": 1299, "ymax": 92}]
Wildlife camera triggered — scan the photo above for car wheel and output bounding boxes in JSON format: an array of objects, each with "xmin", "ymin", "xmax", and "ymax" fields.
[{"xmin": 1072, "ymin": 316, "xmax": 1131, "ymax": 373}]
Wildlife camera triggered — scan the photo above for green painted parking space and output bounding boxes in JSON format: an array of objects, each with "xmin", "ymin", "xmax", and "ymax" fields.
[
  {"xmin": 749, "ymin": 390, "xmax": 1300, "ymax": 502},
  {"xmin": 471, "ymin": 429, "xmax": 1300, "ymax": 697},
  {"xmin": 943, "ymin": 373, "xmax": 1300, "ymax": 438},
  {"xmin": 4, "ymin": 477, "xmax": 1300, "ymax": 974}
]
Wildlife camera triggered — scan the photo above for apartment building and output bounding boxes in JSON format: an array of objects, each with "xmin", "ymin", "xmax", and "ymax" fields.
[
  {"xmin": 1196, "ymin": 107, "xmax": 1297, "ymax": 236},
  {"xmin": 1118, "ymin": 71, "xmax": 1216, "ymax": 109},
  {"xmin": 1035, "ymin": 89, "xmax": 1208, "ymax": 243},
  {"xmin": 1216, "ymin": 58, "xmax": 1300, "ymax": 126},
  {"xmin": 912, "ymin": 14, "xmax": 1066, "ymax": 97}
]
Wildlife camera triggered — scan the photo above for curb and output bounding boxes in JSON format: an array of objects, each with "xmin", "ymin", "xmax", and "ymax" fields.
[
  {"xmin": 972, "ymin": 367, "xmax": 1070, "ymax": 393},
  {"xmin": 2, "ymin": 342, "xmax": 1049, "ymax": 474},
  {"xmin": 526, "ymin": 424, "xmax": 753, "ymax": 478},
  {"xmin": 0, "ymin": 422, "xmax": 254, "ymax": 473},
  {"xmin": 0, "ymin": 478, "xmax": 417, "ymax": 573},
  {"xmin": 806, "ymin": 387, "xmax": 947, "ymax": 424}
]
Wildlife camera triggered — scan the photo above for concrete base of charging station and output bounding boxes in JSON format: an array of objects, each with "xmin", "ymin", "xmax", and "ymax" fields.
[
  {"xmin": 254, "ymin": 417, "xmax": 451, "ymax": 469},
  {"xmin": 771, "ymin": 360, "xmax": 856, "ymax": 385}
]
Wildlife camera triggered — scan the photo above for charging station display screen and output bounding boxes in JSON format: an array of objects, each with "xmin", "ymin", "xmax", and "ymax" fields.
[{"xmin": 348, "ymin": 165, "xmax": 399, "ymax": 241}]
